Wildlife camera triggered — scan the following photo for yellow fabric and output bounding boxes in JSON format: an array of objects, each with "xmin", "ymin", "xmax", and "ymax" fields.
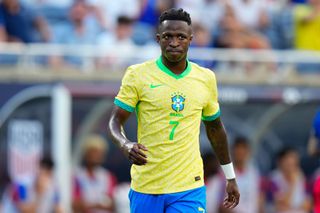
[
  {"xmin": 115, "ymin": 58, "xmax": 220, "ymax": 194},
  {"xmin": 294, "ymin": 5, "xmax": 320, "ymax": 50}
]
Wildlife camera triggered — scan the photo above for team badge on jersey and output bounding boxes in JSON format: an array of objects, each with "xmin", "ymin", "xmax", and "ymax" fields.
[{"xmin": 171, "ymin": 92, "xmax": 186, "ymax": 112}]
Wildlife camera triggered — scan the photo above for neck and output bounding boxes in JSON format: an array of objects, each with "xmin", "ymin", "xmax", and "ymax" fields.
[{"xmin": 162, "ymin": 56, "xmax": 187, "ymax": 75}]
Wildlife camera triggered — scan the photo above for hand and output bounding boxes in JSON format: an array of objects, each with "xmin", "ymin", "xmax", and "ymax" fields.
[
  {"xmin": 223, "ymin": 179, "xmax": 240, "ymax": 209},
  {"xmin": 122, "ymin": 141, "xmax": 148, "ymax": 165}
]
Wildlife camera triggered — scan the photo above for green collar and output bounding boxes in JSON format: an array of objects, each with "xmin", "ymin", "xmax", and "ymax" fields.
[{"xmin": 156, "ymin": 57, "xmax": 191, "ymax": 79}]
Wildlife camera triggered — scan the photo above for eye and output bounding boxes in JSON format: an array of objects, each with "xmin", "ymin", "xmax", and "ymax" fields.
[
  {"xmin": 163, "ymin": 35, "xmax": 169, "ymax": 40},
  {"xmin": 178, "ymin": 35, "xmax": 187, "ymax": 40}
]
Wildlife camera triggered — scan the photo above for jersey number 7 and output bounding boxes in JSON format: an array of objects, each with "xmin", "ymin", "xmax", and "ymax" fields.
[{"xmin": 169, "ymin": 120, "xmax": 179, "ymax": 140}]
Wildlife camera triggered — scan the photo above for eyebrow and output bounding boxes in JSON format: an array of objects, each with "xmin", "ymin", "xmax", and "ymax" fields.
[{"xmin": 161, "ymin": 32, "xmax": 189, "ymax": 36}]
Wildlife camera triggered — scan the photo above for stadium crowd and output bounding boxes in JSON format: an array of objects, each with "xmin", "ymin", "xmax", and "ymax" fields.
[{"xmin": 0, "ymin": 0, "xmax": 320, "ymax": 70}]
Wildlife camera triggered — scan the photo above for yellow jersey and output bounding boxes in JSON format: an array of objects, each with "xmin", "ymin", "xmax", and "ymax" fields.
[
  {"xmin": 294, "ymin": 5, "xmax": 320, "ymax": 50},
  {"xmin": 114, "ymin": 57, "xmax": 220, "ymax": 194}
]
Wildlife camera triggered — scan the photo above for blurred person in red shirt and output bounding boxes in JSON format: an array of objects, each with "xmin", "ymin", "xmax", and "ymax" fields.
[{"xmin": 72, "ymin": 134, "xmax": 117, "ymax": 213}]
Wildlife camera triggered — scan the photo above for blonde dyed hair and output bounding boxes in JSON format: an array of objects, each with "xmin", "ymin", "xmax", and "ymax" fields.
[{"xmin": 82, "ymin": 134, "xmax": 108, "ymax": 153}]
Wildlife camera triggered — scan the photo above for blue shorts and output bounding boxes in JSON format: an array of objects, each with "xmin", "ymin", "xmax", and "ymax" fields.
[{"xmin": 129, "ymin": 186, "xmax": 206, "ymax": 213}]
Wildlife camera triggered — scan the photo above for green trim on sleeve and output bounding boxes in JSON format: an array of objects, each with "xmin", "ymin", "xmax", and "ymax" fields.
[
  {"xmin": 114, "ymin": 99, "xmax": 135, "ymax": 112},
  {"xmin": 202, "ymin": 110, "xmax": 221, "ymax": 121},
  {"xmin": 156, "ymin": 57, "xmax": 191, "ymax": 79}
]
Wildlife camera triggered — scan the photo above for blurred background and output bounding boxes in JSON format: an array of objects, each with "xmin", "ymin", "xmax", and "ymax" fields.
[{"xmin": 0, "ymin": 0, "xmax": 320, "ymax": 212}]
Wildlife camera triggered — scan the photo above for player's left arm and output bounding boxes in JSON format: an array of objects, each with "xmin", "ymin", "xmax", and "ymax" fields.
[{"xmin": 203, "ymin": 118, "xmax": 240, "ymax": 209}]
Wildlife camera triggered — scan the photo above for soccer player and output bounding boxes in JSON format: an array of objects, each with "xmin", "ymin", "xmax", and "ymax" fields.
[{"xmin": 108, "ymin": 8, "xmax": 240, "ymax": 212}]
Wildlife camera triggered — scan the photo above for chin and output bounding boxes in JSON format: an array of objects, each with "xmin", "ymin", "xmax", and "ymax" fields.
[{"xmin": 166, "ymin": 55, "xmax": 184, "ymax": 63}]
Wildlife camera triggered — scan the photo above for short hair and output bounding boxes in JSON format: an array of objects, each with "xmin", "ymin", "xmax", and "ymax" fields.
[
  {"xmin": 40, "ymin": 157, "xmax": 54, "ymax": 170},
  {"xmin": 232, "ymin": 136, "xmax": 250, "ymax": 149},
  {"xmin": 117, "ymin": 15, "xmax": 133, "ymax": 25},
  {"xmin": 277, "ymin": 147, "xmax": 297, "ymax": 161},
  {"xmin": 159, "ymin": 8, "xmax": 192, "ymax": 26}
]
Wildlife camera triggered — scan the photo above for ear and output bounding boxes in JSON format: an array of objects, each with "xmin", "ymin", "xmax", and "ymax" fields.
[
  {"xmin": 189, "ymin": 34, "xmax": 193, "ymax": 42},
  {"xmin": 156, "ymin": 34, "xmax": 160, "ymax": 43}
]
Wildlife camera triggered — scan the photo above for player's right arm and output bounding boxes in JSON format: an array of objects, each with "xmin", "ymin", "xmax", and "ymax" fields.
[
  {"xmin": 109, "ymin": 66, "xmax": 148, "ymax": 165},
  {"xmin": 109, "ymin": 106, "xmax": 148, "ymax": 165}
]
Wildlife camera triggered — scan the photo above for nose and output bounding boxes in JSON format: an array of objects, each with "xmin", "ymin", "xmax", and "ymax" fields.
[{"xmin": 169, "ymin": 37, "xmax": 179, "ymax": 47}]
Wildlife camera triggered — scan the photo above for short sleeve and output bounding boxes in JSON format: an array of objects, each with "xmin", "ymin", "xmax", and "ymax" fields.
[
  {"xmin": 114, "ymin": 66, "xmax": 140, "ymax": 112},
  {"xmin": 202, "ymin": 71, "xmax": 220, "ymax": 121}
]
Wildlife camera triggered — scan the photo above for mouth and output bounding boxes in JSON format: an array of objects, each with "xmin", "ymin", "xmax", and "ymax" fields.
[{"xmin": 167, "ymin": 50, "xmax": 183, "ymax": 54}]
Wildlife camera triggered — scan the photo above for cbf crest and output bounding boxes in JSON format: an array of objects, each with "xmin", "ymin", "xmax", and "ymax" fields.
[{"xmin": 171, "ymin": 92, "xmax": 186, "ymax": 112}]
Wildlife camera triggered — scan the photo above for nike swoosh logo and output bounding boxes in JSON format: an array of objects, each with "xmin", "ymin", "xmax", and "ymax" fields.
[
  {"xmin": 150, "ymin": 84, "xmax": 163, "ymax": 89},
  {"xmin": 198, "ymin": 207, "xmax": 205, "ymax": 212}
]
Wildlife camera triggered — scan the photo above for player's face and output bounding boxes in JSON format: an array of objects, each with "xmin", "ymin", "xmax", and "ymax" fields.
[{"xmin": 157, "ymin": 20, "xmax": 193, "ymax": 63}]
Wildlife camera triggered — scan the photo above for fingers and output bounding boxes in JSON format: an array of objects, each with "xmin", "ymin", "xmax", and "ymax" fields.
[
  {"xmin": 129, "ymin": 154, "xmax": 146, "ymax": 165},
  {"xmin": 223, "ymin": 192, "xmax": 240, "ymax": 209},
  {"xmin": 135, "ymin": 145, "xmax": 148, "ymax": 158},
  {"xmin": 137, "ymin": 143, "xmax": 148, "ymax": 151},
  {"xmin": 129, "ymin": 144, "xmax": 148, "ymax": 165}
]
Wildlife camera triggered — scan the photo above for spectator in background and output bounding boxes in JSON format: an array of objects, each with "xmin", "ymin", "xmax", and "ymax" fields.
[
  {"xmin": 266, "ymin": 0, "xmax": 294, "ymax": 49},
  {"xmin": 229, "ymin": 0, "xmax": 270, "ymax": 32},
  {"xmin": 132, "ymin": 0, "xmax": 174, "ymax": 45},
  {"xmin": 49, "ymin": 0, "xmax": 101, "ymax": 70},
  {"xmin": 98, "ymin": 16, "xmax": 135, "ymax": 51},
  {"xmin": 175, "ymin": 0, "xmax": 226, "ymax": 36},
  {"xmin": 85, "ymin": 0, "xmax": 140, "ymax": 31},
  {"xmin": 268, "ymin": 147, "xmax": 311, "ymax": 213},
  {"xmin": 2, "ymin": 157, "xmax": 63, "ymax": 213},
  {"xmin": 96, "ymin": 16, "xmax": 136, "ymax": 70},
  {"xmin": 216, "ymin": 3, "xmax": 270, "ymax": 49},
  {"xmin": 138, "ymin": 0, "xmax": 174, "ymax": 27},
  {"xmin": 203, "ymin": 152, "xmax": 225, "ymax": 213},
  {"xmin": 73, "ymin": 134, "xmax": 117, "ymax": 213},
  {"xmin": 0, "ymin": 0, "xmax": 51, "ymax": 43},
  {"xmin": 294, "ymin": 0, "xmax": 320, "ymax": 51},
  {"xmin": 20, "ymin": 0, "xmax": 72, "ymax": 26},
  {"xmin": 191, "ymin": 23, "xmax": 214, "ymax": 49},
  {"xmin": 190, "ymin": 22, "xmax": 216, "ymax": 69},
  {"xmin": 220, "ymin": 136, "xmax": 264, "ymax": 213},
  {"xmin": 200, "ymin": 0, "xmax": 227, "ymax": 36},
  {"xmin": 294, "ymin": 0, "xmax": 320, "ymax": 73}
]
